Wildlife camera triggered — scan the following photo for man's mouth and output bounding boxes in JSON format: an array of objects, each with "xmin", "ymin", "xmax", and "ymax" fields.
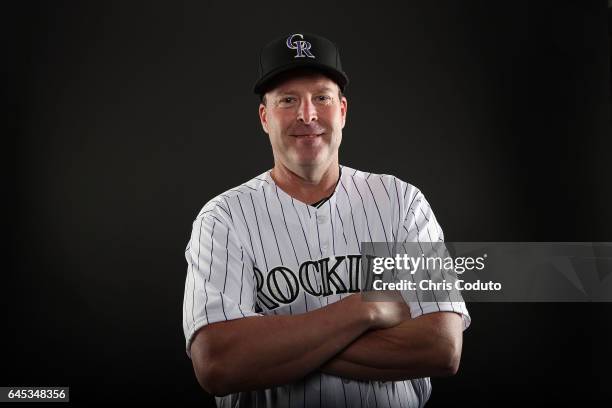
[{"xmin": 291, "ymin": 132, "xmax": 324, "ymax": 138}]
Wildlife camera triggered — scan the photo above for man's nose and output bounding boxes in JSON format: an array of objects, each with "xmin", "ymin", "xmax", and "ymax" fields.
[{"xmin": 296, "ymin": 98, "xmax": 318, "ymax": 124}]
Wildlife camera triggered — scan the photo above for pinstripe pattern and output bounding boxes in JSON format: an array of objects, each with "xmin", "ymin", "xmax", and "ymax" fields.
[{"xmin": 183, "ymin": 165, "xmax": 471, "ymax": 408}]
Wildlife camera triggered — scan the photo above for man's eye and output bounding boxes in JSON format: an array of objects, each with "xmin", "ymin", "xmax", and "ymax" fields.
[
  {"xmin": 280, "ymin": 97, "xmax": 295, "ymax": 104},
  {"xmin": 316, "ymin": 95, "xmax": 332, "ymax": 102}
]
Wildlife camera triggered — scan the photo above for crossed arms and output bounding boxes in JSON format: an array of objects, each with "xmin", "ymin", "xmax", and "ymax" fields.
[{"xmin": 190, "ymin": 293, "xmax": 464, "ymax": 396}]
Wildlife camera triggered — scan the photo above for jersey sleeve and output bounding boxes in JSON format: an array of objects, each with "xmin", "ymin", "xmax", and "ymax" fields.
[
  {"xmin": 396, "ymin": 187, "xmax": 471, "ymax": 330},
  {"xmin": 182, "ymin": 207, "xmax": 262, "ymax": 357}
]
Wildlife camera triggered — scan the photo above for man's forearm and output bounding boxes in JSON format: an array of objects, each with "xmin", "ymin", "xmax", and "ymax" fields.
[
  {"xmin": 190, "ymin": 294, "xmax": 407, "ymax": 395},
  {"xmin": 320, "ymin": 359, "xmax": 416, "ymax": 382},
  {"xmin": 321, "ymin": 312, "xmax": 464, "ymax": 380}
]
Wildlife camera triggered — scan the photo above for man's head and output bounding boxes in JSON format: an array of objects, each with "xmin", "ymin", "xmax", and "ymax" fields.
[
  {"xmin": 254, "ymin": 33, "xmax": 349, "ymax": 176},
  {"xmin": 258, "ymin": 68, "xmax": 347, "ymax": 174}
]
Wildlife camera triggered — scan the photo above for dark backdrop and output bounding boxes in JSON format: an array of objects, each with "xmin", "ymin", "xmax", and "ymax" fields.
[{"xmin": 6, "ymin": 0, "xmax": 611, "ymax": 406}]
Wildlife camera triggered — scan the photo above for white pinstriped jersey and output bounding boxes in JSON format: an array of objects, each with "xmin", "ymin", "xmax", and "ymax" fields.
[{"xmin": 182, "ymin": 165, "xmax": 471, "ymax": 408}]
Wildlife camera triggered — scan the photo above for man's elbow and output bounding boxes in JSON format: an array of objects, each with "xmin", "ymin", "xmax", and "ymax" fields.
[
  {"xmin": 436, "ymin": 335, "xmax": 463, "ymax": 377},
  {"xmin": 193, "ymin": 359, "xmax": 234, "ymax": 397},
  {"xmin": 190, "ymin": 332, "xmax": 235, "ymax": 397},
  {"xmin": 438, "ymin": 349, "xmax": 461, "ymax": 377}
]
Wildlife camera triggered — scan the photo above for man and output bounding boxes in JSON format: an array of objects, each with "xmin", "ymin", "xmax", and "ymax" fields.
[{"xmin": 182, "ymin": 32, "xmax": 470, "ymax": 407}]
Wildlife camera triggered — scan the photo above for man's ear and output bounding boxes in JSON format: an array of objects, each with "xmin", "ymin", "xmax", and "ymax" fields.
[
  {"xmin": 259, "ymin": 103, "xmax": 269, "ymax": 134},
  {"xmin": 340, "ymin": 96, "xmax": 348, "ymax": 129}
]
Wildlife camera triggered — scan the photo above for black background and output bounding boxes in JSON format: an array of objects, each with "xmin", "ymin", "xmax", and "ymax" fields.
[{"xmin": 6, "ymin": 0, "xmax": 612, "ymax": 406}]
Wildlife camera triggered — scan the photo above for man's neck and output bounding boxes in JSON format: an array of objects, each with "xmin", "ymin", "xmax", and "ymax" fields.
[{"xmin": 270, "ymin": 161, "xmax": 340, "ymax": 205}]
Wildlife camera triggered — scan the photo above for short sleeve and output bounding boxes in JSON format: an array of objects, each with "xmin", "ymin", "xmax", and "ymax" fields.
[
  {"xmin": 397, "ymin": 188, "xmax": 471, "ymax": 330},
  {"xmin": 182, "ymin": 208, "xmax": 262, "ymax": 357}
]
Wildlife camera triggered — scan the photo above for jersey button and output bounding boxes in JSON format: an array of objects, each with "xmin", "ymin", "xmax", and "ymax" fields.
[{"xmin": 317, "ymin": 214, "xmax": 327, "ymax": 224}]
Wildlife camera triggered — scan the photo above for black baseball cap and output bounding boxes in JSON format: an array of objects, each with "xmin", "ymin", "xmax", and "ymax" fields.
[{"xmin": 253, "ymin": 32, "xmax": 349, "ymax": 95}]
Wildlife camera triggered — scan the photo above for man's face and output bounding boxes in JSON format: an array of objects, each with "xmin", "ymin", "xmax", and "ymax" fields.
[{"xmin": 259, "ymin": 73, "xmax": 347, "ymax": 172}]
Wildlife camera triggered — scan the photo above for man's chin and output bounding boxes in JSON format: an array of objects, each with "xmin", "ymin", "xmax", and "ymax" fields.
[
  {"xmin": 294, "ymin": 156, "xmax": 333, "ymax": 170},
  {"xmin": 289, "ymin": 147, "xmax": 324, "ymax": 162}
]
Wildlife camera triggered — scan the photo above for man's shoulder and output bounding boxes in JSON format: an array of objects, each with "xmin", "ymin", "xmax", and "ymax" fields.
[
  {"xmin": 193, "ymin": 170, "xmax": 271, "ymax": 221},
  {"xmin": 339, "ymin": 165, "xmax": 421, "ymax": 200}
]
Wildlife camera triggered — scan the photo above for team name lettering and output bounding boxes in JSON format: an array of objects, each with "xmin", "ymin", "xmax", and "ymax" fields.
[{"xmin": 255, "ymin": 254, "xmax": 374, "ymax": 310}]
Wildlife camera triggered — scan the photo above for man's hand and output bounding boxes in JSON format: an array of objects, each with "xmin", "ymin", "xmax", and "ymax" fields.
[{"xmin": 365, "ymin": 290, "xmax": 412, "ymax": 329}]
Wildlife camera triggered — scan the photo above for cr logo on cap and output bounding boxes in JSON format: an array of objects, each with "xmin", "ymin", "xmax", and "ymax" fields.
[{"xmin": 286, "ymin": 34, "xmax": 315, "ymax": 58}]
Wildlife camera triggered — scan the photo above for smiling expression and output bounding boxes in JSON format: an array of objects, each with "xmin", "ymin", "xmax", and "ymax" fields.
[{"xmin": 259, "ymin": 72, "xmax": 347, "ymax": 172}]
